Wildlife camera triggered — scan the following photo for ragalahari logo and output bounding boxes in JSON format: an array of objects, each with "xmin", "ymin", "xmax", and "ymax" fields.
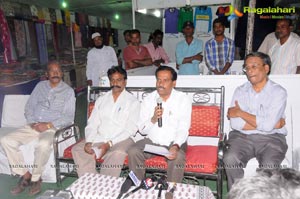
[{"xmin": 217, "ymin": 5, "xmax": 243, "ymax": 21}]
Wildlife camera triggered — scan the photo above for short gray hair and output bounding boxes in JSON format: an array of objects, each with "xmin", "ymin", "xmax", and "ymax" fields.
[{"xmin": 228, "ymin": 168, "xmax": 300, "ymax": 199}]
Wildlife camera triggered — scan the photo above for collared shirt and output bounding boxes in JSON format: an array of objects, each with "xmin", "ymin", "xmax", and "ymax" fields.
[
  {"xmin": 230, "ymin": 80, "xmax": 287, "ymax": 135},
  {"xmin": 269, "ymin": 34, "xmax": 300, "ymax": 74},
  {"xmin": 25, "ymin": 80, "xmax": 75, "ymax": 128},
  {"xmin": 123, "ymin": 45, "xmax": 151, "ymax": 68},
  {"xmin": 258, "ymin": 32, "xmax": 299, "ymax": 54},
  {"xmin": 85, "ymin": 89, "xmax": 140, "ymax": 145},
  {"xmin": 143, "ymin": 42, "xmax": 170, "ymax": 64},
  {"xmin": 176, "ymin": 38, "xmax": 203, "ymax": 75},
  {"xmin": 138, "ymin": 89, "xmax": 192, "ymax": 146},
  {"xmin": 86, "ymin": 46, "xmax": 118, "ymax": 86},
  {"xmin": 204, "ymin": 37, "xmax": 235, "ymax": 74}
]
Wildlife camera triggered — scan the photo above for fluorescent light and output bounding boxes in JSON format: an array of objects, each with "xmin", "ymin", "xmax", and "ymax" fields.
[
  {"xmin": 137, "ymin": 9, "xmax": 147, "ymax": 14},
  {"xmin": 153, "ymin": 9, "xmax": 161, "ymax": 18}
]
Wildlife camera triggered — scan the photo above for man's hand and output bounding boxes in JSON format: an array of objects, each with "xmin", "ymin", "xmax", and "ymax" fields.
[
  {"xmin": 98, "ymin": 142, "xmax": 110, "ymax": 159},
  {"xmin": 87, "ymin": 80, "xmax": 93, "ymax": 86},
  {"xmin": 30, "ymin": 122, "xmax": 51, "ymax": 133},
  {"xmin": 227, "ymin": 101, "xmax": 242, "ymax": 119},
  {"xmin": 84, "ymin": 142, "xmax": 94, "ymax": 155},
  {"xmin": 275, "ymin": 118, "xmax": 286, "ymax": 129},
  {"xmin": 212, "ymin": 69, "xmax": 222, "ymax": 75},
  {"xmin": 193, "ymin": 53, "xmax": 203, "ymax": 62},
  {"xmin": 166, "ymin": 145, "xmax": 179, "ymax": 160},
  {"xmin": 153, "ymin": 59, "xmax": 164, "ymax": 67},
  {"xmin": 151, "ymin": 106, "xmax": 164, "ymax": 124}
]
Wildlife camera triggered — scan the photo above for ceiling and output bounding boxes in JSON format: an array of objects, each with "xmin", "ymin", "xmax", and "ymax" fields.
[{"xmin": 8, "ymin": 0, "xmax": 133, "ymax": 16}]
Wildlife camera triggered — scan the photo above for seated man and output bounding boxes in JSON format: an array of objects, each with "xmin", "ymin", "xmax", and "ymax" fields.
[
  {"xmin": 123, "ymin": 29, "xmax": 152, "ymax": 70},
  {"xmin": 72, "ymin": 66, "xmax": 140, "ymax": 177},
  {"xmin": 0, "ymin": 61, "xmax": 76, "ymax": 196},
  {"xmin": 144, "ymin": 29, "xmax": 170, "ymax": 67},
  {"xmin": 224, "ymin": 52, "xmax": 288, "ymax": 190},
  {"xmin": 127, "ymin": 66, "xmax": 192, "ymax": 183}
]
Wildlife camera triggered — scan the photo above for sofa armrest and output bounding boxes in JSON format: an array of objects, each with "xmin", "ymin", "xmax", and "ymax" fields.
[
  {"xmin": 53, "ymin": 124, "xmax": 80, "ymax": 159},
  {"xmin": 217, "ymin": 132, "xmax": 226, "ymax": 161}
]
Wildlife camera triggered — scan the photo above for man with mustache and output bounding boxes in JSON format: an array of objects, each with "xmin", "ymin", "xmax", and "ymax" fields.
[
  {"xmin": 224, "ymin": 52, "xmax": 288, "ymax": 190},
  {"xmin": 86, "ymin": 32, "xmax": 118, "ymax": 86},
  {"xmin": 0, "ymin": 61, "xmax": 75, "ymax": 196},
  {"xmin": 72, "ymin": 66, "xmax": 140, "ymax": 177},
  {"xmin": 268, "ymin": 19, "xmax": 300, "ymax": 74},
  {"xmin": 127, "ymin": 66, "xmax": 192, "ymax": 183},
  {"xmin": 123, "ymin": 29, "xmax": 152, "ymax": 70},
  {"xmin": 205, "ymin": 18, "xmax": 235, "ymax": 75}
]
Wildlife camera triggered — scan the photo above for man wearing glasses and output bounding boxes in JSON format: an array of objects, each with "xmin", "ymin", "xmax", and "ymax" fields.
[{"xmin": 224, "ymin": 52, "xmax": 288, "ymax": 190}]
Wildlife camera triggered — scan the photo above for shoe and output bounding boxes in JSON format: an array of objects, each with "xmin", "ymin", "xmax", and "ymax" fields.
[
  {"xmin": 10, "ymin": 176, "xmax": 31, "ymax": 195},
  {"xmin": 28, "ymin": 178, "xmax": 42, "ymax": 196}
]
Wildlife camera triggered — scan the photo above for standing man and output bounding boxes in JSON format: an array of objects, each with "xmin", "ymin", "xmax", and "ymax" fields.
[
  {"xmin": 205, "ymin": 18, "xmax": 235, "ymax": 75},
  {"xmin": 176, "ymin": 21, "xmax": 203, "ymax": 75},
  {"xmin": 224, "ymin": 52, "xmax": 288, "ymax": 190},
  {"xmin": 268, "ymin": 19, "xmax": 300, "ymax": 74},
  {"xmin": 127, "ymin": 66, "xmax": 192, "ymax": 183},
  {"xmin": 86, "ymin": 32, "xmax": 118, "ymax": 86},
  {"xmin": 144, "ymin": 29, "xmax": 170, "ymax": 67},
  {"xmin": 0, "ymin": 61, "xmax": 75, "ymax": 196},
  {"xmin": 72, "ymin": 67, "xmax": 140, "ymax": 177},
  {"xmin": 123, "ymin": 29, "xmax": 152, "ymax": 70},
  {"xmin": 123, "ymin": 30, "xmax": 131, "ymax": 46}
]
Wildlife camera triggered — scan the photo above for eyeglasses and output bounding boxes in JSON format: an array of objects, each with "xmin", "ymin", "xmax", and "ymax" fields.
[{"xmin": 242, "ymin": 64, "xmax": 265, "ymax": 73}]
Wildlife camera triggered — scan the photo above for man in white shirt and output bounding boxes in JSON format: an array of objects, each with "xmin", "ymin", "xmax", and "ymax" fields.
[
  {"xmin": 86, "ymin": 32, "xmax": 118, "ymax": 86},
  {"xmin": 268, "ymin": 19, "xmax": 300, "ymax": 74},
  {"xmin": 127, "ymin": 66, "xmax": 192, "ymax": 183},
  {"xmin": 72, "ymin": 67, "xmax": 140, "ymax": 177},
  {"xmin": 258, "ymin": 31, "xmax": 299, "ymax": 54}
]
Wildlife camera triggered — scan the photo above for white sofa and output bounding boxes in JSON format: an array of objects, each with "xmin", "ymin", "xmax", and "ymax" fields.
[{"xmin": 0, "ymin": 95, "xmax": 75, "ymax": 183}]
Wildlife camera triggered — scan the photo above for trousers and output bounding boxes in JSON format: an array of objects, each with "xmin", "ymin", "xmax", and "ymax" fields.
[
  {"xmin": 72, "ymin": 138, "xmax": 134, "ymax": 177},
  {"xmin": 0, "ymin": 125, "xmax": 56, "ymax": 182},
  {"xmin": 223, "ymin": 130, "xmax": 288, "ymax": 190},
  {"xmin": 128, "ymin": 138, "xmax": 187, "ymax": 183}
]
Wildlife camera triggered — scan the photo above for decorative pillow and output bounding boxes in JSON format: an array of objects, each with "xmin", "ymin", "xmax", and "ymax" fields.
[{"xmin": 1, "ymin": 95, "xmax": 30, "ymax": 128}]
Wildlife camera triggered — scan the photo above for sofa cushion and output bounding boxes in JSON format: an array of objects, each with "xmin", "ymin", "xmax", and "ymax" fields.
[
  {"xmin": 189, "ymin": 106, "xmax": 220, "ymax": 137},
  {"xmin": 1, "ymin": 95, "xmax": 30, "ymax": 128},
  {"xmin": 185, "ymin": 145, "xmax": 218, "ymax": 173}
]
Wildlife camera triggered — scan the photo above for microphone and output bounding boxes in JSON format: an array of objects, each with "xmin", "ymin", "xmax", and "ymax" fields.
[
  {"xmin": 123, "ymin": 176, "xmax": 156, "ymax": 198},
  {"xmin": 156, "ymin": 97, "xmax": 163, "ymax": 127},
  {"xmin": 116, "ymin": 171, "xmax": 140, "ymax": 199},
  {"xmin": 165, "ymin": 183, "xmax": 177, "ymax": 199},
  {"xmin": 116, "ymin": 176, "xmax": 133, "ymax": 199},
  {"xmin": 155, "ymin": 175, "xmax": 168, "ymax": 199}
]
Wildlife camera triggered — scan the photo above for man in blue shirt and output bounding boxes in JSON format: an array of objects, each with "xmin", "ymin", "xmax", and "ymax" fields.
[
  {"xmin": 176, "ymin": 21, "xmax": 203, "ymax": 75},
  {"xmin": 224, "ymin": 52, "xmax": 288, "ymax": 190},
  {"xmin": 205, "ymin": 18, "xmax": 235, "ymax": 75}
]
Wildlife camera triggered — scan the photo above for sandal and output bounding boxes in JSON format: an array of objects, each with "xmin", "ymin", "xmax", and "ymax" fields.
[
  {"xmin": 10, "ymin": 176, "xmax": 31, "ymax": 195},
  {"xmin": 28, "ymin": 178, "xmax": 42, "ymax": 196}
]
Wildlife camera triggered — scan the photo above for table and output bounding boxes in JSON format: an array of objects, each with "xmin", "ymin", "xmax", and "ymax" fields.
[{"xmin": 67, "ymin": 173, "xmax": 215, "ymax": 199}]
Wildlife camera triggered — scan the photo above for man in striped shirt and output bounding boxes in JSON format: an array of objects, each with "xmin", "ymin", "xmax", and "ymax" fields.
[
  {"xmin": 0, "ymin": 61, "xmax": 75, "ymax": 196},
  {"xmin": 205, "ymin": 18, "xmax": 235, "ymax": 75}
]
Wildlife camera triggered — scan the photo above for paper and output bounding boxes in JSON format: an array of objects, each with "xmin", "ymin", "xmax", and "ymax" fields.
[
  {"xmin": 92, "ymin": 147, "xmax": 102, "ymax": 159},
  {"xmin": 144, "ymin": 144, "xmax": 171, "ymax": 157}
]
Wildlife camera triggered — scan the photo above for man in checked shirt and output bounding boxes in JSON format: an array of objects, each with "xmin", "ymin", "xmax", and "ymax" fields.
[{"xmin": 1, "ymin": 61, "xmax": 75, "ymax": 196}]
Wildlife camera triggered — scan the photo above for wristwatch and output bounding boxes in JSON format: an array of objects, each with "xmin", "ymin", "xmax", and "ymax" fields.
[{"xmin": 46, "ymin": 123, "xmax": 51, "ymax": 129}]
